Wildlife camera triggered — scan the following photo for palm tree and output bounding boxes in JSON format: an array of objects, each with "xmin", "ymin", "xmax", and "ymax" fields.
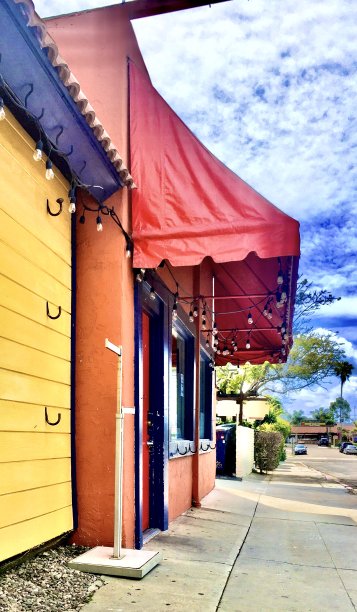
[{"xmin": 334, "ymin": 361, "xmax": 354, "ymax": 399}]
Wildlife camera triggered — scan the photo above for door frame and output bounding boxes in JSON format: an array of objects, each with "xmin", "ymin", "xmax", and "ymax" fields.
[{"xmin": 134, "ymin": 281, "xmax": 169, "ymax": 549}]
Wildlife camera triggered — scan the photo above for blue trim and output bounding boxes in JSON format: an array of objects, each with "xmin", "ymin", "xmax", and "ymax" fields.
[
  {"xmin": 134, "ymin": 281, "xmax": 169, "ymax": 549},
  {"xmin": 70, "ymin": 214, "xmax": 78, "ymax": 529},
  {"xmin": 0, "ymin": 0, "xmax": 122, "ymax": 201},
  {"xmin": 134, "ymin": 284, "xmax": 143, "ymax": 549},
  {"xmin": 171, "ymin": 320, "xmax": 195, "ymax": 442},
  {"xmin": 199, "ymin": 350, "xmax": 213, "ymax": 441}
]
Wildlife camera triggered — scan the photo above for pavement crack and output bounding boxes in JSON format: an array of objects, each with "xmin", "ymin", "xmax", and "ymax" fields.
[{"xmin": 215, "ymin": 477, "xmax": 271, "ymax": 611}]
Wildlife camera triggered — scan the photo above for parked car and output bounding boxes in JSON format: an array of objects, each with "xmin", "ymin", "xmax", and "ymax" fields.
[
  {"xmin": 318, "ymin": 438, "xmax": 329, "ymax": 446},
  {"xmin": 343, "ymin": 444, "xmax": 357, "ymax": 455},
  {"xmin": 294, "ymin": 443, "xmax": 307, "ymax": 455},
  {"xmin": 340, "ymin": 441, "xmax": 353, "ymax": 453}
]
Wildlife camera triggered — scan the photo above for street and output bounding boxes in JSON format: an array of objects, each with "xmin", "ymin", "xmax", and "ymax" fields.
[{"xmin": 290, "ymin": 443, "xmax": 357, "ymax": 489}]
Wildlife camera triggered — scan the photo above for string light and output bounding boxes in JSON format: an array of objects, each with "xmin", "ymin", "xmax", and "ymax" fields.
[
  {"xmin": 172, "ymin": 292, "xmax": 178, "ymax": 321},
  {"xmin": 125, "ymin": 243, "xmax": 132, "ymax": 258},
  {"xmin": 246, "ymin": 336, "xmax": 251, "ymax": 350},
  {"xmin": 263, "ymin": 302, "xmax": 269, "ymax": 317},
  {"xmin": 149, "ymin": 287, "xmax": 156, "ymax": 301},
  {"xmin": 136, "ymin": 268, "xmax": 145, "ymax": 282},
  {"xmin": 202, "ymin": 307, "xmax": 207, "ymax": 330},
  {"xmin": 189, "ymin": 309, "xmax": 194, "ymax": 323},
  {"xmin": 247, "ymin": 311, "xmax": 253, "ymax": 325},
  {"xmin": 0, "ymin": 97, "xmax": 5, "ymax": 121},
  {"xmin": 45, "ymin": 158, "xmax": 54, "ymax": 180},
  {"xmin": 96, "ymin": 214, "xmax": 103, "ymax": 232},
  {"xmin": 33, "ymin": 139, "xmax": 43, "ymax": 161},
  {"xmin": 205, "ymin": 338, "xmax": 210, "ymax": 348},
  {"xmin": 281, "ymin": 287, "xmax": 287, "ymax": 302},
  {"xmin": 268, "ymin": 308, "xmax": 273, "ymax": 320},
  {"xmin": 277, "ymin": 269, "xmax": 283, "ymax": 285},
  {"xmin": 193, "ymin": 305, "xmax": 198, "ymax": 318},
  {"xmin": 212, "ymin": 322, "xmax": 218, "ymax": 336}
]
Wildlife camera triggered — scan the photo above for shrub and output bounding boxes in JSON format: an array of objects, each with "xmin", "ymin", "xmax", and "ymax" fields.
[{"xmin": 254, "ymin": 430, "xmax": 283, "ymax": 474}]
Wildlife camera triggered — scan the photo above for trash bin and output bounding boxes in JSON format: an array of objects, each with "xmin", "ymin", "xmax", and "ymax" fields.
[{"xmin": 216, "ymin": 424, "xmax": 236, "ymax": 476}]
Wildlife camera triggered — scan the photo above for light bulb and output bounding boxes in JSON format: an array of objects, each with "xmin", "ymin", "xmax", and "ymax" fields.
[
  {"xmin": 136, "ymin": 272, "xmax": 143, "ymax": 282},
  {"xmin": 246, "ymin": 339, "xmax": 251, "ymax": 349},
  {"xmin": 125, "ymin": 245, "xmax": 132, "ymax": 258},
  {"xmin": 96, "ymin": 215, "xmax": 103, "ymax": 232},
  {"xmin": 45, "ymin": 159, "xmax": 54, "ymax": 180},
  {"xmin": 268, "ymin": 308, "xmax": 273, "ymax": 320},
  {"xmin": 263, "ymin": 303, "xmax": 269, "ymax": 317},
  {"xmin": 212, "ymin": 322, "xmax": 218, "ymax": 336},
  {"xmin": 214, "ymin": 338, "xmax": 218, "ymax": 346},
  {"xmin": 149, "ymin": 287, "xmax": 156, "ymax": 301},
  {"xmin": 0, "ymin": 98, "xmax": 5, "ymax": 121},
  {"xmin": 248, "ymin": 312, "xmax": 253, "ymax": 325},
  {"xmin": 217, "ymin": 349, "xmax": 221, "ymax": 355},
  {"xmin": 33, "ymin": 140, "xmax": 43, "ymax": 161},
  {"xmin": 172, "ymin": 306, "xmax": 178, "ymax": 320},
  {"xmin": 193, "ymin": 306, "xmax": 198, "ymax": 318},
  {"xmin": 189, "ymin": 310, "xmax": 194, "ymax": 323},
  {"xmin": 281, "ymin": 289, "xmax": 287, "ymax": 302},
  {"xmin": 68, "ymin": 199, "xmax": 76, "ymax": 214},
  {"xmin": 202, "ymin": 319, "xmax": 207, "ymax": 331},
  {"xmin": 277, "ymin": 270, "xmax": 283, "ymax": 285},
  {"xmin": 205, "ymin": 339, "xmax": 210, "ymax": 348},
  {"xmin": 213, "ymin": 346, "xmax": 217, "ymax": 352}
]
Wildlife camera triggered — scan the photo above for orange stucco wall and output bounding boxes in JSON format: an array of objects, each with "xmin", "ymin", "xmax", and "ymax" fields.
[
  {"xmin": 168, "ymin": 456, "xmax": 193, "ymax": 522},
  {"xmin": 72, "ymin": 189, "xmax": 135, "ymax": 547}
]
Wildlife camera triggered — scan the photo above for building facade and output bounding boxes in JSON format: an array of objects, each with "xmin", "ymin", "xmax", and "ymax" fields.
[{"xmin": 0, "ymin": 0, "xmax": 300, "ymax": 563}]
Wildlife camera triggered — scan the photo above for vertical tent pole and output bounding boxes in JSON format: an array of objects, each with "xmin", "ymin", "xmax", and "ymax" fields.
[{"xmin": 105, "ymin": 338, "xmax": 124, "ymax": 560}]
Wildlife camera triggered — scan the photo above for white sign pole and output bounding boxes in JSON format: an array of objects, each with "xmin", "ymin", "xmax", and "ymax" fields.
[{"xmin": 105, "ymin": 338, "xmax": 124, "ymax": 560}]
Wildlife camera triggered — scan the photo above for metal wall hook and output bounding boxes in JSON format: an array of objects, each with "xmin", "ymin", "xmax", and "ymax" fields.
[
  {"xmin": 78, "ymin": 160, "xmax": 87, "ymax": 175},
  {"xmin": 23, "ymin": 83, "xmax": 34, "ymax": 108},
  {"xmin": 46, "ymin": 301, "xmax": 62, "ymax": 319},
  {"xmin": 176, "ymin": 444, "xmax": 189, "ymax": 456},
  {"xmin": 47, "ymin": 198, "xmax": 63, "ymax": 216},
  {"xmin": 54, "ymin": 125, "xmax": 64, "ymax": 145},
  {"xmin": 45, "ymin": 406, "xmax": 61, "ymax": 426}
]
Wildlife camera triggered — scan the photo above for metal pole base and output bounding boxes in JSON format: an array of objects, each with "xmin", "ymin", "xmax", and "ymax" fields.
[{"xmin": 69, "ymin": 546, "xmax": 162, "ymax": 580}]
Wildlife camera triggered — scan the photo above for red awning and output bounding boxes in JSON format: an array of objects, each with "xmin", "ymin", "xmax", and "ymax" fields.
[{"xmin": 129, "ymin": 62, "xmax": 300, "ymax": 364}]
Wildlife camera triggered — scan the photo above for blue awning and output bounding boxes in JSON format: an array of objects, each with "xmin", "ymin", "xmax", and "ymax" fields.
[{"xmin": 0, "ymin": 0, "xmax": 125, "ymax": 202}]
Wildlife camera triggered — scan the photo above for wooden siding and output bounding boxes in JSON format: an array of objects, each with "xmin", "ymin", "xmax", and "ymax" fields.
[{"xmin": 0, "ymin": 107, "xmax": 73, "ymax": 562}]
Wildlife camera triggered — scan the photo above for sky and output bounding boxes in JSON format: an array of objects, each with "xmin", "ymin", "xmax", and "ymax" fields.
[{"xmin": 35, "ymin": 0, "xmax": 357, "ymax": 418}]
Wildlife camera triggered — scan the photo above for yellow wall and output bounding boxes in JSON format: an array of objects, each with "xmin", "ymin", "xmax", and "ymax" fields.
[{"xmin": 0, "ymin": 108, "xmax": 73, "ymax": 562}]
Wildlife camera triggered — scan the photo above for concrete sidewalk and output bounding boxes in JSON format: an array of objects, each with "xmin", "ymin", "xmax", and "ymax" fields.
[{"xmin": 81, "ymin": 461, "xmax": 357, "ymax": 611}]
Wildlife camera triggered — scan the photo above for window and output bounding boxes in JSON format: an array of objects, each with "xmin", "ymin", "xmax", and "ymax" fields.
[
  {"xmin": 169, "ymin": 327, "xmax": 194, "ymax": 443},
  {"xmin": 200, "ymin": 352, "xmax": 213, "ymax": 440}
]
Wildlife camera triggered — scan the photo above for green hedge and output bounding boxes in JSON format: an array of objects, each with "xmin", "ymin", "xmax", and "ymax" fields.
[{"xmin": 254, "ymin": 430, "xmax": 283, "ymax": 474}]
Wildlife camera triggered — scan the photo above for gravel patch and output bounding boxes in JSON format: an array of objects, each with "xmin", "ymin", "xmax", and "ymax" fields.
[{"xmin": 0, "ymin": 545, "xmax": 107, "ymax": 611}]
